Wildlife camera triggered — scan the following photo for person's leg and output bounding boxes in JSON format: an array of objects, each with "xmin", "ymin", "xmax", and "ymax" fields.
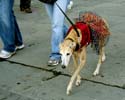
[
  {"xmin": 63, "ymin": 24, "xmax": 69, "ymax": 38},
  {"xmin": 20, "ymin": 0, "xmax": 25, "ymax": 11},
  {"xmin": 13, "ymin": 11, "xmax": 24, "ymax": 46},
  {"xmin": 25, "ymin": 0, "xmax": 31, "ymax": 8},
  {"xmin": 0, "ymin": 0, "xmax": 23, "ymax": 58},
  {"xmin": 0, "ymin": 0, "xmax": 15, "ymax": 52},
  {"xmin": 50, "ymin": 0, "xmax": 69, "ymax": 60},
  {"xmin": 25, "ymin": 0, "xmax": 32, "ymax": 13},
  {"xmin": 20, "ymin": 0, "xmax": 32, "ymax": 13},
  {"xmin": 45, "ymin": 0, "xmax": 69, "ymax": 66}
]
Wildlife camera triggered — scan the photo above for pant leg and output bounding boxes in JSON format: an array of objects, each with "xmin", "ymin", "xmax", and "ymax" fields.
[
  {"xmin": 14, "ymin": 12, "xmax": 23, "ymax": 46},
  {"xmin": 45, "ymin": 0, "xmax": 69, "ymax": 60},
  {"xmin": 20, "ymin": 0, "xmax": 31, "ymax": 9},
  {"xmin": 0, "ymin": 0, "xmax": 23, "ymax": 52},
  {"xmin": 20, "ymin": 0, "xmax": 25, "ymax": 8},
  {"xmin": 25, "ymin": 0, "xmax": 31, "ymax": 8}
]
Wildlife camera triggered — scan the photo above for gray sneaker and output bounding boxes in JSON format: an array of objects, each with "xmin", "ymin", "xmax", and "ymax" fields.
[
  {"xmin": 0, "ymin": 44, "xmax": 24, "ymax": 59},
  {"xmin": 67, "ymin": 1, "xmax": 73, "ymax": 9},
  {"xmin": 15, "ymin": 44, "xmax": 25, "ymax": 51},
  {"xmin": 0, "ymin": 50, "xmax": 16, "ymax": 59},
  {"xmin": 47, "ymin": 59, "xmax": 61, "ymax": 66}
]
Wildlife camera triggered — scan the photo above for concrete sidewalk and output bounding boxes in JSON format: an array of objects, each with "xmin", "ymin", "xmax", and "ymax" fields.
[{"xmin": 0, "ymin": 0, "xmax": 125, "ymax": 100}]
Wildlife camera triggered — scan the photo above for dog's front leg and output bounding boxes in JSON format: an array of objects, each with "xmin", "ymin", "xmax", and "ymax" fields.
[
  {"xmin": 72, "ymin": 52, "xmax": 79, "ymax": 71},
  {"xmin": 72, "ymin": 53, "xmax": 81, "ymax": 86},
  {"xmin": 67, "ymin": 47, "xmax": 86, "ymax": 95},
  {"xmin": 67, "ymin": 64, "xmax": 84, "ymax": 95},
  {"xmin": 76, "ymin": 47, "xmax": 86, "ymax": 86}
]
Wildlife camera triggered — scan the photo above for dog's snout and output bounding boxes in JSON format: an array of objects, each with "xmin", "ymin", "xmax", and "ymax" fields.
[{"xmin": 62, "ymin": 65, "xmax": 66, "ymax": 69}]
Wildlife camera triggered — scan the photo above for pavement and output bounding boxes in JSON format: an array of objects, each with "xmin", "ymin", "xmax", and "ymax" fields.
[{"xmin": 0, "ymin": 0, "xmax": 125, "ymax": 100}]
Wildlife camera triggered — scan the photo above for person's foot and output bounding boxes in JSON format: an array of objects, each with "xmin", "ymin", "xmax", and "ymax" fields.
[
  {"xmin": 20, "ymin": 7, "xmax": 25, "ymax": 11},
  {"xmin": 24, "ymin": 8, "xmax": 32, "ymax": 13},
  {"xmin": 0, "ymin": 50, "xmax": 16, "ymax": 59},
  {"xmin": 67, "ymin": 1, "xmax": 73, "ymax": 9},
  {"xmin": 20, "ymin": 7, "xmax": 32, "ymax": 13},
  {"xmin": 0, "ymin": 44, "xmax": 24, "ymax": 59},
  {"xmin": 47, "ymin": 59, "xmax": 61, "ymax": 66},
  {"xmin": 16, "ymin": 44, "xmax": 25, "ymax": 51}
]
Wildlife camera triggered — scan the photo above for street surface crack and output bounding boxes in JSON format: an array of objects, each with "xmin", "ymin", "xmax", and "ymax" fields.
[{"xmin": 2, "ymin": 59, "xmax": 125, "ymax": 90}]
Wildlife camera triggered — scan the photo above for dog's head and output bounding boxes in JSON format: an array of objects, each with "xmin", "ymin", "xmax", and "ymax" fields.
[{"xmin": 60, "ymin": 40, "xmax": 76, "ymax": 69}]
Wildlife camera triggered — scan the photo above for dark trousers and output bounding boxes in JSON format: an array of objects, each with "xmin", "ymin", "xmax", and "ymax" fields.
[{"xmin": 20, "ymin": 0, "xmax": 31, "ymax": 9}]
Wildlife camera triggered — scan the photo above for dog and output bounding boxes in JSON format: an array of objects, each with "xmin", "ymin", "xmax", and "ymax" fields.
[{"xmin": 59, "ymin": 12, "xmax": 111, "ymax": 95}]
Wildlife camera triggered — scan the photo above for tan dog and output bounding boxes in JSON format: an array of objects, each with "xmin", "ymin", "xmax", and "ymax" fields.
[{"xmin": 59, "ymin": 12, "xmax": 111, "ymax": 95}]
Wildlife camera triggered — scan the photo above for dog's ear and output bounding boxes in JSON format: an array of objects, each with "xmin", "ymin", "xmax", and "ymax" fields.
[
  {"xmin": 70, "ymin": 42, "xmax": 80, "ymax": 51},
  {"xmin": 75, "ymin": 43, "xmax": 80, "ymax": 51},
  {"xmin": 72, "ymin": 42, "xmax": 76, "ymax": 47},
  {"xmin": 69, "ymin": 42, "xmax": 76, "ymax": 49}
]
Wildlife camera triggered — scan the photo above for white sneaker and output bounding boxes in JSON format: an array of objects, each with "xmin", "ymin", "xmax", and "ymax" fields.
[
  {"xmin": 15, "ymin": 44, "xmax": 25, "ymax": 51},
  {"xmin": 0, "ymin": 50, "xmax": 16, "ymax": 59},
  {"xmin": 67, "ymin": 1, "xmax": 73, "ymax": 9}
]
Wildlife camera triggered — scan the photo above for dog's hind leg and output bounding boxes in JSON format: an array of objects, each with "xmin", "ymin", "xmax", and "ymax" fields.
[
  {"xmin": 93, "ymin": 46, "xmax": 106, "ymax": 76},
  {"xmin": 101, "ymin": 47, "xmax": 106, "ymax": 62},
  {"xmin": 67, "ymin": 47, "xmax": 86, "ymax": 95}
]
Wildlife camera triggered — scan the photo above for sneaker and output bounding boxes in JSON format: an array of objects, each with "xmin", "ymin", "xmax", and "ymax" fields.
[
  {"xmin": 20, "ymin": 7, "xmax": 25, "ymax": 12},
  {"xmin": 16, "ymin": 44, "xmax": 25, "ymax": 51},
  {"xmin": 0, "ymin": 50, "xmax": 16, "ymax": 59},
  {"xmin": 67, "ymin": 1, "xmax": 73, "ymax": 9},
  {"xmin": 25, "ymin": 8, "xmax": 32, "ymax": 13},
  {"xmin": 47, "ymin": 59, "xmax": 61, "ymax": 66},
  {"xmin": 20, "ymin": 7, "xmax": 32, "ymax": 13}
]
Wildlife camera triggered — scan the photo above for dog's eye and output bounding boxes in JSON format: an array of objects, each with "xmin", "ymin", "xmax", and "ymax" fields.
[{"xmin": 66, "ymin": 53, "xmax": 70, "ymax": 56}]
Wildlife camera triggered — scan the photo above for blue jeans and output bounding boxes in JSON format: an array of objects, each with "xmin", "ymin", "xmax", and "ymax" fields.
[
  {"xmin": 0, "ymin": 0, "xmax": 23, "ymax": 52},
  {"xmin": 45, "ymin": 0, "xmax": 69, "ymax": 60}
]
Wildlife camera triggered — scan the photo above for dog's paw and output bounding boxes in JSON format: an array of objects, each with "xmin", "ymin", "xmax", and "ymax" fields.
[
  {"xmin": 66, "ymin": 89, "xmax": 72, "ymax": 95},
  {"xmin": 93, "ymin": 70, "xmax": 99, "ymax": 76},
  {"xmin": 67, "ymin": 85, "xmax": 72, "ymax": 95},
  {"xmin": 75, "ymin": 79, "xmax": 81, "ymax": 86},
  {"xmin": 93, "ymin": 64, "xmax": 100, "ymax": 76}
]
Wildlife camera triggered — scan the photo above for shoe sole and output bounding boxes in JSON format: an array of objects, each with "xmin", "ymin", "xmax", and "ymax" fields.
[
  {"xmin": 15, "ymin": 45, "xmax": 25, "ymax": 51},
  {"xmin": 47, "ymin": 62, "xmax": 59, "ymax": 66}
]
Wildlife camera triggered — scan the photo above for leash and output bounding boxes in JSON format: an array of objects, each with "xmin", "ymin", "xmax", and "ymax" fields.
[{"xmin": 55, "ymin": 3, "xmax": 80, "ymax": 37}]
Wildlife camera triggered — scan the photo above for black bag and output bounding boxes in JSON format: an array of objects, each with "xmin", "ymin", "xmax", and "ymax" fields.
[{"xmin": 39, "ymin": 0, "xmax": 57, "ymax": 4}]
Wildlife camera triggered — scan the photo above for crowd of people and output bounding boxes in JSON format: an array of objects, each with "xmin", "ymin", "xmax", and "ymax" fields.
[{"xmin": 0, "ymin": 0, "xmax": 73, "ymax": 67}]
